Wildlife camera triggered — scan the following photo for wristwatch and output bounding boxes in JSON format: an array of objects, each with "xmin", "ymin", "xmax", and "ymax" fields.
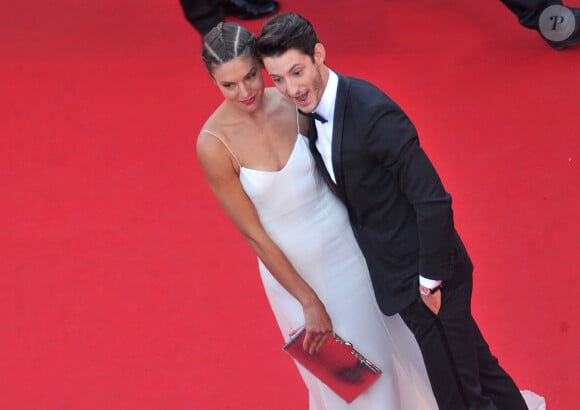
[{"xmin": 419, "ymin": 283, "xmax": 442, "ymax": 296}]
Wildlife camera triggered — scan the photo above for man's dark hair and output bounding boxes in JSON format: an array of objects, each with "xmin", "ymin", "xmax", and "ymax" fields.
[{"xmin": 257, "ymin": 13, "xmax": 319, "ymax": 60}]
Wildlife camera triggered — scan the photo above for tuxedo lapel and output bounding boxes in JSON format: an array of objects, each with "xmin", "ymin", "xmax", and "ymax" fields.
[{"xmin": 331, "ymin": 75, "xmax": 350, "ymax": 201}]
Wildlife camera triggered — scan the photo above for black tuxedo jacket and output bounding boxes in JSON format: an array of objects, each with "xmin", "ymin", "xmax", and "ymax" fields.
[{"xmin": 308, "ymin": 74, "xmax": 472, "ymax": 315}]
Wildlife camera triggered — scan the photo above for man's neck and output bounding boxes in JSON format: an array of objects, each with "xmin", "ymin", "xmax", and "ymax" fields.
[{"xmin": 320, "ymin": 64, "xmax": 330, "ymax": 91}]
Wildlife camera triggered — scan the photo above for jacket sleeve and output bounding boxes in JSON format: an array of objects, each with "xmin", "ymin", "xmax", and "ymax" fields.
[{"xmin": 364, "ymin": 95, "xmax": 455, "ymax": 280}]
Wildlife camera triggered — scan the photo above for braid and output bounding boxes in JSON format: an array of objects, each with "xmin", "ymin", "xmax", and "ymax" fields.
[
  {"xmin": 217, "ymin": 22, "xmax": 225, "ymax": 44},
  {"xmin": 233, "ymin": 24, "xmax": 242, "ymax": 57},
  {"xmin": 201, "ymin": 22, "xmax": 257, "ymax": 74},
  {"xmin": 202, "ymin": 41, "xmax": 223, "ymax": 65}
]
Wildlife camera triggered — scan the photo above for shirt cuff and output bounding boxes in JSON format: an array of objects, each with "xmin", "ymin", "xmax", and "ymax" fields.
[{"xmin": 419, "ymin": 276, "xmax": 442, "ymax": 289}]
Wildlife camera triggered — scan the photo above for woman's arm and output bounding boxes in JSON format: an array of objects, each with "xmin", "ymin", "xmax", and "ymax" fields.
[{"xmin": 196, "ymin": 132, "xmax": 331, "ymax": 353}]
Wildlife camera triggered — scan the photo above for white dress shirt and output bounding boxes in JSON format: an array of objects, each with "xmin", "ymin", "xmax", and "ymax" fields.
[{"xmin": 313, "ymin": 69, "xmax": 338, "ymax": 183}]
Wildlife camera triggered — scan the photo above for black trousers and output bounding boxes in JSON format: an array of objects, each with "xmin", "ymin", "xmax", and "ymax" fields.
[
  {"xmin": 500, "ymin": 0, "xmax": 563, "ymax": 29},
  {"xmin": 399, "ymin": 245, "xmax": 528, "ymax": 410},
  {"xmin": 179, "ymin": 0, "xmax": 225, "ymax": 35}
]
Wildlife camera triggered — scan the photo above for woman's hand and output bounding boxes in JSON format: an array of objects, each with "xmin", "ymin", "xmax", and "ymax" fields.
[{"xmin": 302, "ymin": 298, "xmax": 333, "ymax": 355}]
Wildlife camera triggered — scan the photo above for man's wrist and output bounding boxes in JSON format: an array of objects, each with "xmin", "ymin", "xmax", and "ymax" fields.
[
  {"xmin": 419, "ymin": 283, "xmax": 442, "ymax": 296},
  {"xmin": 419, "ymin": 276, "xmax": 442, "ymax": 289}
]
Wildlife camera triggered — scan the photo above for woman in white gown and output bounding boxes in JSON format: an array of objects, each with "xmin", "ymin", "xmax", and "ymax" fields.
[{"xmin": 196, "ymin": 22, "xmax": 544, "ymax": 410}]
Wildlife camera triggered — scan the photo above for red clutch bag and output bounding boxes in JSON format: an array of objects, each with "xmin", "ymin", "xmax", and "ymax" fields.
[{"xmin": 283, "ymin": 327, "xmax": 382, "ymax": 403}]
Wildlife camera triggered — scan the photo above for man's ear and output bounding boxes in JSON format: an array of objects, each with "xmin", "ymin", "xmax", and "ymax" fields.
[{"xmin": 313, "ymin": 43, "xmax": 326, "ymax": 65}]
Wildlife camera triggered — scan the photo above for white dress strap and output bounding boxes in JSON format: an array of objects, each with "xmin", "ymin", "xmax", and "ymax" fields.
[
  {"xmin": 295, "ymin": 106, "xmax": 301, "ymax": 135},
  {"xmin": 200, "ymin": 129, "xmax": 242, "ymax": 168}
]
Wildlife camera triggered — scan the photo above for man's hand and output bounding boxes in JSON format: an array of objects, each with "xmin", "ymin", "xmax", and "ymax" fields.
[{"xmin": 420, "ymin": 290, "xmax": 441, "ymax": 315}]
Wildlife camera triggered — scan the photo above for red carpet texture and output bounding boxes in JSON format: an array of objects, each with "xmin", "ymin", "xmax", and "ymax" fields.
[{"xmin": 1, "ymin": 1, "xmax": 578, "ymax": 409}]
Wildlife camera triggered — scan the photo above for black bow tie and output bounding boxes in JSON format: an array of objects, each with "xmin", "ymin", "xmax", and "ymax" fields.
[{"xmin": 298, "ymin": 109, "xmax": 328, "ymax": 124}]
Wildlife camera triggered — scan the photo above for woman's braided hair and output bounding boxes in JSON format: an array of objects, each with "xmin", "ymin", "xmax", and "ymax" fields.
[{"xmin": 202, "ymin": 22, "xmax": 257, "ymax": 74}]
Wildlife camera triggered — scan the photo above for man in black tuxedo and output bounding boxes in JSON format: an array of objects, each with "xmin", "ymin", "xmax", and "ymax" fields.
[
  {"xmin": 500, "ymin": 0, "xmax": 580, "ymax": 49},
  {"xmin": 179, "ymin": 0, "xmax": 279, "ymax": 35},
  {"xmin": 258, "ymin": 12, "xmax": 529, "ymax": 410}
]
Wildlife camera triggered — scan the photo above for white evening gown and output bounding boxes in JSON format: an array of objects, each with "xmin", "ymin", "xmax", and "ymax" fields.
[
  {"xmin": 239, "ymin": 133, "xmax": 438, "ymax": 409},
  {"xmin": 203, "ymin": 129, "xmax": 546, "ymax": 410}
]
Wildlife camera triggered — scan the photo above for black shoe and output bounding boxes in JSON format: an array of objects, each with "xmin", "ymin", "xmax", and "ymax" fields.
[
  {"xmin": 538, "ymin": 5, "xmax": 580, "ymax": 50},
  {"xmin": 224, "ymin": 0, "xmax": 280, "ymax": 20}
]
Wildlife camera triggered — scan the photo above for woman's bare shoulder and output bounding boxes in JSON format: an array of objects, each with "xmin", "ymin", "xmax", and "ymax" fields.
[
  {"xmin": 196, "ymin": 124, "xmax": 237, "ymax": 176},
  {"xmin": 265, "ymin": 87, "xmax": 296, "ymax": 118},
  {"xmin": 200, "ymin": 102, "xmax": 228, "ymax": 134},
  {"xmin": 265, "ymin": 87, "xmax": 293, "ymax": 105},
  {"xmin": 197, "ymin": 105, "xmax": 230, "ymax": 159}
]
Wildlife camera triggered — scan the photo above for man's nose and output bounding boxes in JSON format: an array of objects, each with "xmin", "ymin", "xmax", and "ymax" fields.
[{"xmin": 286, "ymin": 79, "xmax": 300, "ymax": 97}]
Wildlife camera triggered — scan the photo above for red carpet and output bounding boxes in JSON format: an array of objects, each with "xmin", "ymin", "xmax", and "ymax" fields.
[{"xmin": 1, "ymin": 1, "xmax": 578, "ymax": 408}]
